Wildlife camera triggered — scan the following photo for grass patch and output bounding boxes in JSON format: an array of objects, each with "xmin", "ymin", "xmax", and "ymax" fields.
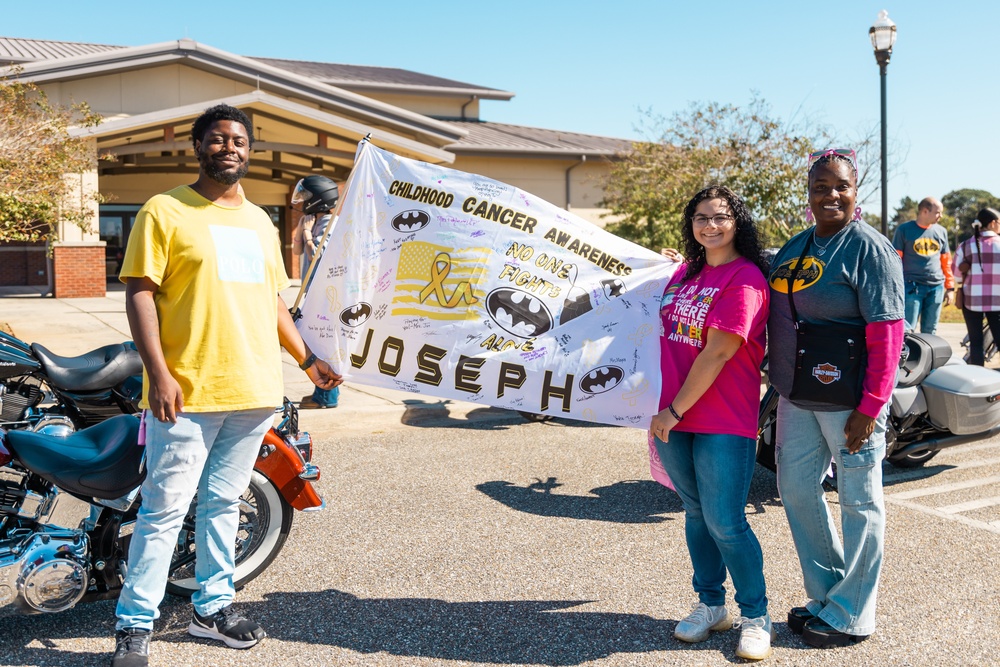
[{"xmin": 938, "ymin": 305, "xmax": 966, "ymax": 324}]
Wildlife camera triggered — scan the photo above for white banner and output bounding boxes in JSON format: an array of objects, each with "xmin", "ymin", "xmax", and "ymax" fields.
[{"xmin": 296, "ymin": 141, "xmax": 676, "ymax": 428}]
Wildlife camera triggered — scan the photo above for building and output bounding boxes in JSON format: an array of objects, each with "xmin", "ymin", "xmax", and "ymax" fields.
[{"xmin": 0, "ymin": 37, "xmax": 631, "ymax": 297}]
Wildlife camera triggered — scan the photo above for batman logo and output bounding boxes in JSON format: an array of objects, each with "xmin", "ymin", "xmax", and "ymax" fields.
[
  {"xmin": 579, "ymin": 365, "xmax": 624, "ymax": 395},
  {"xmin": 769, "ymin": 256, "xmax": 824, "ymax": 294},
  {"xmin": 485, "ymin": 288, "xmax": 553, "ymax": 338},
  {"xmin": 340, "ymin": 302, "xmax": 373, "ymax": 327},
  {"xmin": 560, "ymin": 288, "xmax": 592, "ymax": 325},
  {"xmin": 391, "ymin": 210, "xmax": 430, "ymax": 233},
  {"xmin": 601, "ymin": 278, "xmax": 626, "ymax": 299}
]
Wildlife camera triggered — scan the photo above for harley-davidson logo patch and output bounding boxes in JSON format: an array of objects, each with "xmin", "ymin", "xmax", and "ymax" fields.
[{"xmin": 812, "ymin": 362, "xmax": 841, "ymax": 384}]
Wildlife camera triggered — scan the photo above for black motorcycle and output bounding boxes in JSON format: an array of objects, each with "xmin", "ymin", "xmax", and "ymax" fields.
[
  {"xmin": 0, "ymin": 330, "xmax": 142, "ymax": 432},
  {"xmin": 0, "ymin": 331, "xmax": 324, "ymax": 616}
]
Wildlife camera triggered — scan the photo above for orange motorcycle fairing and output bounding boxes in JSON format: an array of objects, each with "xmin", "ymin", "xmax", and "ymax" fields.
[{"xmin": 255, "ymin": 428, "xmax": 323, "ymax": 511}]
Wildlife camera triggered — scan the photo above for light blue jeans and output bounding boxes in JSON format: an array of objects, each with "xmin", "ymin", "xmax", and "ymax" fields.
[
  {"xmin": 655, "ymin": 431, "xmax": 767, "ymax": 619},
  {"xmin": 775, "ymin": 397, "xmax": 886, "ymax": 636},
  {"xmin": 903, "ymin": 281, "xmax": 944, "ymax": 334},
  {"xmin": 116, "ymin": 408, "xmax": 274, "ymax": 630}
]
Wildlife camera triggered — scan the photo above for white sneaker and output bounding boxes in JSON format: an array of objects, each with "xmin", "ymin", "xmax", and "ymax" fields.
[
  {"xmin": 674, "ymin": 603, "xmax": 731, "ymax": 643},
  {"xmin": 734, "ymin": 615, "xmax": 775, "ymax": 660}
]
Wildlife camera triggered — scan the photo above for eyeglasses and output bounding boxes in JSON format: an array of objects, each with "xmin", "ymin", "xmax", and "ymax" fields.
[
  {"xmin": 808, "ymin": 148, "xmax": 857, "ymax": 169},
  {"xmin": 692, "ymin": 214, "xmax": 734, "ymax": 227}
]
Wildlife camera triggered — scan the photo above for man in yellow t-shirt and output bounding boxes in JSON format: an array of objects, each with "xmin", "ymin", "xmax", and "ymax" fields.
[{"xmin": 111, "ymin": 104, "xmax": 340, "ymax": 667}]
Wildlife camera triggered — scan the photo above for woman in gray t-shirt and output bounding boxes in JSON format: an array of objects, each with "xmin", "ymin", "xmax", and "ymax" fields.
[{"xmin": 766, "ymin": 149, "xmax": 904, "ymax": 648}]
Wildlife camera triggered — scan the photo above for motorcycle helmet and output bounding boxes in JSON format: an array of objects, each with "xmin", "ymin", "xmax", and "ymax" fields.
[{"xmin": 291, "ymin": 175, "xmax": 340, "ymax": 215}]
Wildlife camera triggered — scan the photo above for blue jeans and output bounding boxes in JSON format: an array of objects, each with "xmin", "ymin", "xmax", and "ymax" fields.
[
  {"xmin": 903, "ymin": 281, "xmax": 944, "ymax": 334},
  {"xmin": 775, "ymin": 397, "xmax": 886, "ymax": 636},
  {"xmin": 312, "ymin": 384, "xmax": 339, "ymax": 407},
  {"xmin": 116, "ymin": 408, "xmax": 274, "ymax": 630},
  {"xmin": 655, "ymin": 431, "xmax": 767, "ymax": 619}
]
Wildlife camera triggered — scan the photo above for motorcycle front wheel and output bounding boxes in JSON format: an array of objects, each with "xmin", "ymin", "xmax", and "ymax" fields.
[{"xmin": 165, "ymin": 471, "xmax": 294, "ymax": 597}]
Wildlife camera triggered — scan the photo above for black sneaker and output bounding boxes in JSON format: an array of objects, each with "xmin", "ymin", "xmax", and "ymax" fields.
[
  {"xmin": 111, "ymin": 628, "xmax": 150, "ymax": 667},
  {"xmin": 787, "ymin": 606, "xmax": 816, "ymax": 635},
  {"xmin": 801, "ymin": 617, "xmax": 870, "ymax": 648},
  {"xmin": 188, "ymin": 605, "xmax": 266, "ymax": 649}
]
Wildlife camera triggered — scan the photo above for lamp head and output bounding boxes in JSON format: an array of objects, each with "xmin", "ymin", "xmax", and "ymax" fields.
[{"xmin": 869, "ymin": 9, "xmax": 897, "ymax": 52}]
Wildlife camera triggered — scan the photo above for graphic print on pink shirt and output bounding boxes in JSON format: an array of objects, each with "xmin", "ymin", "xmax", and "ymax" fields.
[{"xmin": 661, "ymin": 283, "xmax": 721, "ymax": 348}]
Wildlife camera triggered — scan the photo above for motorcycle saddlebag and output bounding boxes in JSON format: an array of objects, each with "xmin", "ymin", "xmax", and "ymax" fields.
[{"xmin": 922, "ymin": 365, "xmax": 1000, "ymax": 434}]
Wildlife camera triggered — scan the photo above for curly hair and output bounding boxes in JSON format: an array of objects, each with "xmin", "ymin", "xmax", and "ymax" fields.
[
  {"xmin": 680, "ymin": 185, "xmax": 767, "ymax": 280},
  {"xmin": 191, "ymin": 104, "xmax": 255, "ymax": 148}
]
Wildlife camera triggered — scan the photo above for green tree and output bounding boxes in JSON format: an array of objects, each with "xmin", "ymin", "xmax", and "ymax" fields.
[
  {"xmin": 892, "ymin": 196, "xmax": 919, "ymax": 226},
  {"xmin": 941, "ymin": 189, "xmax": 1000, "ymax": 241},
  {"xmin": 602, "ymin": 97, "xmax": 886, "ymax": 251},
  {"xmin": 0, "ymin": 71, "xmax": 104, "ymax": 242}
]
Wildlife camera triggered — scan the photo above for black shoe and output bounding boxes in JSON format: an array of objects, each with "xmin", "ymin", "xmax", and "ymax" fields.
[
  {"xmin": 111, "ymin": 628, "xmax": 150, "ymax": 667},
  {"xmin": 787, "ymin": 606, "xmax": 816, "ymax": 635},
  {"xmin": 300, "ymin": 395, "xmax": 337, "ymax": 409},
  {"xmin": 188, "ymin": 605, "xmax": 266, "ymax": 649},
  {"xmin": 801, "ymin": 617, "xmax": 870, "ymax": 648}
]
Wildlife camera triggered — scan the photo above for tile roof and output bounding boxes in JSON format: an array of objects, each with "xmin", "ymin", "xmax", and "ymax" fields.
[
  {"xmin": 0, "ymin": 37, "xmax": 508, "ymax": 96},
  {"xmin": 251, "ymin": 57, "xmax": 510, "ymax": 97},
  {"xmin": 0, "ymin": 37, "xmax": 629, "ymax": 157},
  {"xmin": 444, "ymin": 121, "xmax": 632, "ymax": 157},
  {"xmin": 0, "ymin": 37, "xmax": 123, "ymax": 63}
]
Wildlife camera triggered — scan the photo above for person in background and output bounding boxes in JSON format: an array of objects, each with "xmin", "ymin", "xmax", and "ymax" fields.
[
  {"xmin": 111, "ymin": 104, "xmax": 341, "ymax": 667},
  {"xmin": 292, "ymin": 211, "xmax": 306, "ymax": 278},
  {"xmin": 767, "ymin": 148, "xmax": 904, "ymax": 649},
  {"xmin": 953, "ymin": 208, "xmax": 1000, "ymax": 365},
  {"xmin": 892, "ymin": 197, "xmax": 954, "ymax": 333},
  {"xmin": 292, "ymin": 175, "xmax": 342, "ymax": 409},
  {"xmin": 652, "ymin": 185, "xmax": 773, "ymax": 661}
]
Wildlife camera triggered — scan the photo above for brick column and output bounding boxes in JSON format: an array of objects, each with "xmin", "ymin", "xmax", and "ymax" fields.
[{"xmin": 52, "ymin": 242, "xmax": 106, "ymax": 298}]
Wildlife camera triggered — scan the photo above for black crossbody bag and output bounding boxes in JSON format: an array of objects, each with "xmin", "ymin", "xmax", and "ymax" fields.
[{"xmin": 786, "ymin": 236, "xmax": 867, "ymax": 408}]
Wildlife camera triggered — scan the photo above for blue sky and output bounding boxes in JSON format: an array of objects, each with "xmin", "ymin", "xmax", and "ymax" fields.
[{"xmin": 5, "ymin": 0, "xmax": 997, "ymax": 218}]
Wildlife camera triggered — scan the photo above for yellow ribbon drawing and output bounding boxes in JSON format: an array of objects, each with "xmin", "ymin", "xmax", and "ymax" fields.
[{"xmin": 418, "ymin": 252, "xmax": 479, "ymax": 308}]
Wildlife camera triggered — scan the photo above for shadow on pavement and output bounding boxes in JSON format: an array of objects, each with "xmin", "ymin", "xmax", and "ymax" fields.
[
  {"xmin": 400, "ymin": 399, "xmax": 521, "ymax": 430},
  {"xmin": 244, "ymin": 589, "xmax": 678, "ymax": 665},
  {"xmin": 1, "ymin": 598, "xmax": 117, "ymax": 666},
  {"xmin": 399, "ymin": 400, "xmax": 613, "ymax": 430},
  {"xmin": 478, "ymin": 465, "xmax": 782, "ymax": 525},
  {"xmin": 477, "ymin": 478, "xmax": 682, "ymax": 523}
]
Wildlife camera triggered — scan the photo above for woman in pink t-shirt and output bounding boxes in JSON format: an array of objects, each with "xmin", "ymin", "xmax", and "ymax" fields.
[{"xmin": 652, "ymin": 185, "xmax": 772, "ymax": 660}]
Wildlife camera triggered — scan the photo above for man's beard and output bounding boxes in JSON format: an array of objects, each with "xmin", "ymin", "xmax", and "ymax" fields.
[{"xmin": 200, "ymin": 152, "xmax": 249, "ymax": 185}]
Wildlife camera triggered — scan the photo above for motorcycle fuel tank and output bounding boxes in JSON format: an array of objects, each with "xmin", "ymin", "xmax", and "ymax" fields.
[{"xmin": 0, "ymin": 344, "xmax": 40, "ymax": 380}]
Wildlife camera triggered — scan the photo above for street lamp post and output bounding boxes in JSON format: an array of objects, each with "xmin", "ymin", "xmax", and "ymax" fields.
[{"xmin": 870, "ymin": 10, "xmax": 897, "ymax": 238}]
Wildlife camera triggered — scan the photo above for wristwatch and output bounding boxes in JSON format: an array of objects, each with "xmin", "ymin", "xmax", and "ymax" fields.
[{"xmin": 299, "ymin": 352, "xmax": 317, "ymax": 371}]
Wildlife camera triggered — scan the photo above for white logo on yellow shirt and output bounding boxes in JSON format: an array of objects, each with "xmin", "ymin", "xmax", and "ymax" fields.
[{"xmin": 209, "ymin": 226, "xmax": 265, "ymax": 284}]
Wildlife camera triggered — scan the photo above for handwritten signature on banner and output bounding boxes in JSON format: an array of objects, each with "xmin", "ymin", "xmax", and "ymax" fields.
[{"xmin": 296, "ymin": 140, "xmax": 676, "ymax": 428}]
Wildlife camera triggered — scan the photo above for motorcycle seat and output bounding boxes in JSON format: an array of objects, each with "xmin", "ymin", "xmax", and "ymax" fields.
[
  {"xmin": 897, "ymin": 333, "xmax": 953, "ymax": 388},
  {"xmin": 5, "ymin": 414, "xmax": 145, "ymax": 500},
  {"xmin": 31, "ymin": 342, "xmax": 143, "ymax": 392}
]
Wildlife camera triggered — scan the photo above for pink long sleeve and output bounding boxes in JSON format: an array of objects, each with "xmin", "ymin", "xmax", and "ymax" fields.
[{"xmin": 858, "ymin": 319, "xmax": 905, "ymax": 418}]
